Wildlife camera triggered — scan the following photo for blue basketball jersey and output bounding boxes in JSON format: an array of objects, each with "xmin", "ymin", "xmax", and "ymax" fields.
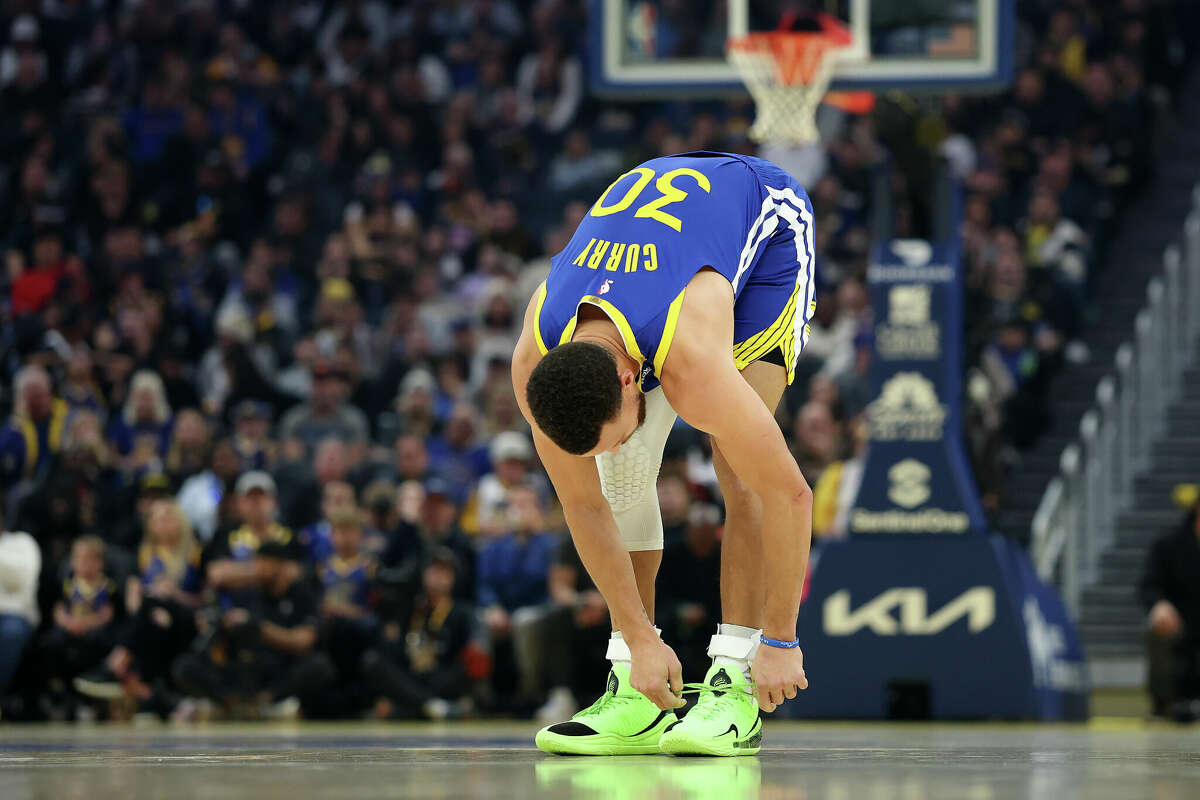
[
  {"xmin": 319, "ymin": 554, "xmax": 375, "ymax": 610},
  {"xmin": 139, "ymin": 543, "xmax": 203, "ymax": 594},
  {"xmin": 62, "ymin": 576, "xmax": 115, "ymax": 617},
  {"xmin": 535, "ymin": 151, "xmax": 816, "ymax": 390}
]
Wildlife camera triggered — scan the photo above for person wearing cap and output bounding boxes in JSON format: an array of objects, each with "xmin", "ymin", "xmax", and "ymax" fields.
[
  {"xmin": 173, "ymin": 540, "xmax": 334, "ymax": 720},
  {"xmin": 203, "ymin": 471, "xmax": 301, "ymax": 595},
  {"xmin": 361, "ymin": 546, "xmax": 475, "ymax": 720},
  {"xmin": 462, "ymin": 431, "xmax": 542, "ymax": 536},
  {"xmin": 412, "ymin": 477, "xmax": 476, "ymax": 602}
]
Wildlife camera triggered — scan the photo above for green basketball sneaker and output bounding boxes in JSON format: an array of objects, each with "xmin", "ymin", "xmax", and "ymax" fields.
[
  {"xmin": 535, "ymin": 664, "xmax": 678, "ymax": 756},
  {"xmin": 659, "ymin": 663, "xmax": 762, "ymax": 756}
]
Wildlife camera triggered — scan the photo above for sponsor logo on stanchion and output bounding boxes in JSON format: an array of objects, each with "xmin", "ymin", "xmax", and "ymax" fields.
[
  {"xmin": 823, "ymin": 587, "xmax": 996, "ymax": 636},
  {"xmin": 867, "ymin": 372, "xmax": 946, "ymax": 441},
  {"xmin": 877, "ymin": 285, "xmax": 940, "ymax": 360},
  {"xmin": 849, "ymin": 459, "xmax": 971, "ymax": 534}
]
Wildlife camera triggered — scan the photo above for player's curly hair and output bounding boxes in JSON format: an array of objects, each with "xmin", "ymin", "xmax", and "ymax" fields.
[{"xmin": 526, "ymin": 342, "xmax": 621, "ymax": 455}]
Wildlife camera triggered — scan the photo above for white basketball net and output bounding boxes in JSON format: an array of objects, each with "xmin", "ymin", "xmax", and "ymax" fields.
[{"xmin": 728, "ymin": 34, "xmax": 847, "ymax": 145}]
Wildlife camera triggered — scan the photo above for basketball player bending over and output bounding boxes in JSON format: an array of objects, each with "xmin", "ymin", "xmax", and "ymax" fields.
[{"xmin": 512, "ymin": 151, "xmax": 815, "ymax": 756}]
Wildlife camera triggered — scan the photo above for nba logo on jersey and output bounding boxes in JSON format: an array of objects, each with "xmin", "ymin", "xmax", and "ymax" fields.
[{"xmin": 599, "ymin": 279, "xmax": 613, "ymax": 295}]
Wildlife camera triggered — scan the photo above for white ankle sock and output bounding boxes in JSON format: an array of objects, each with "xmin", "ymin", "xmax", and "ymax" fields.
[
  {"xmin": 606, "ymin": 628, "xmax": 662, "ymax": 670},
  {"xmin": 709, "ymin": 623, "xmax": 762, "ymax": 680}
]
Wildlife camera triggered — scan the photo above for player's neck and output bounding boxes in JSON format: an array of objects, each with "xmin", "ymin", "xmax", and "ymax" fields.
[{"xmin": 573, "ymin": 319, "xmax": 639, "ymax": 373}]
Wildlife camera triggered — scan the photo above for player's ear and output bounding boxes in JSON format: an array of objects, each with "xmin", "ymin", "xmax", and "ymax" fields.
[{"xmin": 618, "ymin": 368, "xmax": 637, "ymax": 390}]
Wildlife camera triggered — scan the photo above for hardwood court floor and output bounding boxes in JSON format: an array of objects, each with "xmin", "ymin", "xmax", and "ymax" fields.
[{"xmin": 0, "ymin": 720, "xmax": 1197, "ymax": 799}]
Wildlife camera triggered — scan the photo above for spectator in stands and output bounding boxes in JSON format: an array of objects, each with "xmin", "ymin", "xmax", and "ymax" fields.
[
  {"xmin": 1020, "ymin": 186, "xmax": 1090, "ymax": 299},
  {"xmin": 204, "ymin": 472, "xmax": 300, "ymax": 598},
  {"xmin": 516, "ymin": 38, "xmax": 583, "ymax": 136},
  {"xmin": 362, "ymin": 548, "xmax": 474, "ymax": 720},
  {"xmin": 215, "ymin": 239, "xmax": 299, "ymax": 355},
  {"xmin": 10, "ymin": 228, "xmax": 83, "ymax": 317},
  {"xmin": 39, "ymin": 535, "xmax": 116, "ymax": 713},
  {"xmin": 316, "ymin": 509, "xmax": 378, "ymax": 713},
  {"xmin": 74, "ymin": 500, "xmax": 202, "ymax": 712},
  {"xmin": 108, "ymin": 471, "xmax": 174, "ymax": 553},
  {"xmin": 0, "ymin": 365, "xmax": 71, "ymax": 488},
  {"xmin": 546, "ymin": 129, "xmax": 621, "ymax": 197},
  {"xmin": 0, "ymin": 523, "xmax": 39, "ymax": 698},
  {"xmin": 406, "ymin": 478, "xmax": 476, "ymax": 603},
  {"xmin": 16, "ymin": 411, "xmax": 124, "ymax": 571},
  {"xmin": 298, "ymin": 480, "xmax": 357, "ymax": 564},
  {"xmin": 177, "ymin": 437, "xmax": 243, "ymax": 543},
  {"xmin": 229, "ymin": 400, "xmax": 274, "ymax": 472},
  {"xmin": 658, "ymin": 504, "xmax": 723, "ymax": 679},
  {"xmin": 826, "ymin": 325, "xmax": 874, "ymax": 421},
  {"xmin": 800, "ymin": 293, "xmax": 856, "ymax": 383},
  {"xmin": 278, "ymin": 362, "xmax": 369, "ymax": 458},
  {"xmin": 165, "ymin": 409, "xmax": 212, "ymax": 486},
  {"xmin": 173, "ymin": 541, "xmax": 334, "ymax": 720},
  {"xmin": 391, "ymin": 434, "xmax": 434, "ymax": 486},
  {"xmin": 108, "ymin": 370, "xmax": 174, "ymax": 467},
  {"xmin": 811, "ymin": 415, "xmax": 869, "ymax": 539},
  {"xmin": 657, "ymin": 474, "xmax": 693, "ymax": 549},
  {"xmin": 468, "ymin": 431, "xmax": 536, "ymax": 536},
  {"xmin": 427, "ymin": 403, "xmax": 491, "ymax": 504},
  {"xmin": 60, "ymin": 349, "xmax": 105, "ymax": 417},
  {"xmin": 481, "ymin": 484, "xmax": 559, "ymax": 711},
  {"xmin": 1140, "ymin": 498, "xmax": 1200, "ymax": 720},
  {"xmin": 791, "ymin": 401, "xmax": 842, "ymax": 486}
]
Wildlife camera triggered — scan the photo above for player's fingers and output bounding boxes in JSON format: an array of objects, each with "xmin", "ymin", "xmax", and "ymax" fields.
[
  {"xmin": 667, "ymin": 657, "xmax": 684, "ymax": 700},
  {"xmin": 758, "ymin": 694, "xmax": 776, "ymax": 713},
  {"xmin": 783, "ymin": 682, "xmax": 798, "ymax": 700},
  {"xmin": 639, "ymin": 685, "xmax": 672, "ymax": 710},
  {"xmin": 798, "ymin": 671, "xmax": 809, "ymax": 690}
]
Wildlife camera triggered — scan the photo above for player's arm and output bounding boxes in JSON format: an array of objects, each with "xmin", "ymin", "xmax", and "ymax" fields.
[
  {"xmin": 660, "ymin": 271, "xmax": 812, "ymax": 705},
  {"xmin": 511, "ymin": 301, "xmax": 683, "ymax": 709}
]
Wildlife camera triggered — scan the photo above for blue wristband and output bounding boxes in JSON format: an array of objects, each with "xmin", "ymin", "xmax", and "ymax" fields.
[{"xmin": 759, "ymin": 635, "xmax": 800, "ymax": 649}]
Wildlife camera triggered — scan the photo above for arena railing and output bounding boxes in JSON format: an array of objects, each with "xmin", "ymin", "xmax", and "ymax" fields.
[{"xmin": 1032, "ymin": 184, "xmax": 1200, "ymax": 619}]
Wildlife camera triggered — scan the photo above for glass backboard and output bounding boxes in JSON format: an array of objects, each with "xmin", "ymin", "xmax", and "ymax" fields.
[{"xmin": 590, "ymin": 0, "xmax": 1014, "ymax": 95}]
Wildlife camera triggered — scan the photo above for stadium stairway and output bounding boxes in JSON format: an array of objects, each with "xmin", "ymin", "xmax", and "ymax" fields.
[
  {"xmin": 1074, "ymin": 357, "xmax": 1200, "ymax": 674},
  {"xmin": 993, "ymin": 63, "xmax": 1200, "ymax": 687}
]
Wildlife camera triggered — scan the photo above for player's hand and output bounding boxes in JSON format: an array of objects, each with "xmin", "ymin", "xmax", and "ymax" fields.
[
  {"xmin": 627, "ymin": 635, "xmax": 685, "ymax": 710},
  {"xmin": 751, "ymin": 643, "xmax": 808, "ymax": 713}
]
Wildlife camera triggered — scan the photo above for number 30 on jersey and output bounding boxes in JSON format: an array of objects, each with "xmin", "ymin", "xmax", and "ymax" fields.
[{"xmin": 590, "ymin": 167, "xmax": 712, "ymax": 233}]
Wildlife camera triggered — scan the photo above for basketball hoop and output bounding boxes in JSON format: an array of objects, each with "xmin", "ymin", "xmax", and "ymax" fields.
[{"xmin": 727, "ymin": 16, "xmax": 868, "ymax": 145}]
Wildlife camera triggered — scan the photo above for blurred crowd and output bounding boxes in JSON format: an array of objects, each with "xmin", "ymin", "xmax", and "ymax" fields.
[{"xmin": 0, "ymin": 0, "xmax": 1196, "ymax": 722}]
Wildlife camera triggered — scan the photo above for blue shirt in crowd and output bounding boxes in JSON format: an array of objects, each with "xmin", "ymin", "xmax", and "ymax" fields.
[{"xmin": 476, "ymin": 531, "xmax": 559, "ymax": 612}]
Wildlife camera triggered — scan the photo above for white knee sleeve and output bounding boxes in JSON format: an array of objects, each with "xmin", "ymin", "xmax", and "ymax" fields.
[{"xmin": 596, "ymin": 387, "xmax": 677, "ymax": 552}]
